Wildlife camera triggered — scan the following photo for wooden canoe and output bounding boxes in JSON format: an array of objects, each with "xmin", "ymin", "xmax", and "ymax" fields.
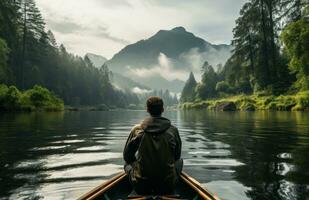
[{"xmin": 77, "ymin": 172, "xmax": 220, "ymax": 200}]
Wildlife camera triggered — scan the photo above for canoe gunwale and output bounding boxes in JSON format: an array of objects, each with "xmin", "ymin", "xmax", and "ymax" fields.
[{"xmin": 77, "ymin": 172, "xmax": 220, "ymax": 200}]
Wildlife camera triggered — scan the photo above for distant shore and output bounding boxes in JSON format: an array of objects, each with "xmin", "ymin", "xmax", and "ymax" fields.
[{"xmin": 179, "ymin": 91, "xmax": 309, "ymax": 111}]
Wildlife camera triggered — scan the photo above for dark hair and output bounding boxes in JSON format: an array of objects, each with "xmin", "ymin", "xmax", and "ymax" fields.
[{"xmin": 147, "ymin": 96, "xmax": 164, "ymax": 116}]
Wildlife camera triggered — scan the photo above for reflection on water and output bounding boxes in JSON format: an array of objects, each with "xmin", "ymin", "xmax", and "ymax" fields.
[{"xmin": 0, "ymin": 111, "xmax": 308, "ymax": 200}]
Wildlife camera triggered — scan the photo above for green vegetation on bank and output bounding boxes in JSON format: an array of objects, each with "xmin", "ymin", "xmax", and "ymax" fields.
[
  {"xmin": 0, "ymin": 84, "xmax": 64, "ymax": 111},
  {"xmin": 180, "ymin": 91, "xmax": 309, "ymax": 111}
]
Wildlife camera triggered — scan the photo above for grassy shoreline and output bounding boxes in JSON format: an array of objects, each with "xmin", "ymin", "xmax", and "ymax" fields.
[{"xmin": 180, "ymin": 91, "xmax": 309, "ymax": 111}]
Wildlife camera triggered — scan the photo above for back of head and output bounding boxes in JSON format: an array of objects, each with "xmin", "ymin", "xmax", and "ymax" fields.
[{"xmin": 146, "ymin": 96, "xmax": 164, "ymax": 116}]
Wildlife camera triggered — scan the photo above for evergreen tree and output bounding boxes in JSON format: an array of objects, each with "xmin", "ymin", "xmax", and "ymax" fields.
[
  {"xmin": 0, "ymin": 38, "xmax": 12, "ymax": 84},
  {"xmin": 180, "ymin": 72, "xmax": 197, "ymax": 103},
  {"xmin": 0, "ymin": 0, "xmax": 21, "ymax": 84},
  {"xmin": 196, "ymin": 61, "xmax": 218, "ymax": 99},
  {"xmin": 278, "ymin": 0, "xmax": 308, "ymax": 23},
  {"xmin": 226, "ymin": 0, "xmax": 301, "ymax": 94},
  {"xmin": 47, "ymin": 30, "xmax": 57, "ymax": 48},
  {"xmin": 19, "ymin": 0, "xmax": 46, "ymax": 89}
]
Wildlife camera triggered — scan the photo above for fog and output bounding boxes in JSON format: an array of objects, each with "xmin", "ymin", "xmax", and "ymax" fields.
[{"xmin": 127, "ymin": 45, "xmax": 232, "ymax": 83}]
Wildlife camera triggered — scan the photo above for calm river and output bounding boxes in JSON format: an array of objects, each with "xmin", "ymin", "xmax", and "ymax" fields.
[{"xmin": 0, "ymin": 111, "xmax": 308, "ymax": 200}]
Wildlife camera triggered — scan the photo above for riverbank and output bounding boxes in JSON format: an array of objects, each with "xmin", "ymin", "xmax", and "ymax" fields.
[
  {"xmin": 0, "ymin": 84, "xmax": 64, "ymax": 112},
  {"xmin": 180, "ymin": 91, "xmax": 309, "ymax": 111}
]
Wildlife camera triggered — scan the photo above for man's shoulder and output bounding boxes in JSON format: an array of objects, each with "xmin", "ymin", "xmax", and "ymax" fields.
[
  {"xmin": 131, "ymin": 124, "xmax": 142, "ymax": 131},
  {"xmin": 168, "ymin": 124, "xmax": 179, "ymax": 133},
  {"xmin": 130, "ymin": 124, "xmax": 144, "ymax": 136}
]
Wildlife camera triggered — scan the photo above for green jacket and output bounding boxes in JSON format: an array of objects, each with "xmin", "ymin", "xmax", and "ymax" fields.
[{"xmin": 123, "ymin": 116, "xmax": 182, "ymax": 194}]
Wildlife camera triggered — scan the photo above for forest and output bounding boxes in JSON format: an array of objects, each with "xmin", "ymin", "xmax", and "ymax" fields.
[
  {"xmin": 0, "ymin": 0, "xmax": 148, "ymax": 110},
  {"xmin": 180, "ymin": 0, "xmax": 309, "ymax": 111}
]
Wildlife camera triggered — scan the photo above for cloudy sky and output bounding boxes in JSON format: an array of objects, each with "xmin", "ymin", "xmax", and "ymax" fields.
[{"xmin": 36, "ymin": 0, "xmax": 247, "ymax": 59}]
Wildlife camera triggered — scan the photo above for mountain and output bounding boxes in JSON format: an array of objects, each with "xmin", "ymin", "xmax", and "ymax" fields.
[
  {"xmin": 86, "ymin": 53, "xmax": 150, "ymax": 92},
  {"xmin": 85, "ymin": 53, "xmax": 107, "ymax": 68},
  {"xmin": 105, "ymin": 26, "xmax": 232, "ymax": 92}
]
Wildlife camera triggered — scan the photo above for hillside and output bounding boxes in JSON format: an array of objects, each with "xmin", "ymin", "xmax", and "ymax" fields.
[{"xmin": 106, "ymin": 27, "xmax": 232, "ymax": 92}]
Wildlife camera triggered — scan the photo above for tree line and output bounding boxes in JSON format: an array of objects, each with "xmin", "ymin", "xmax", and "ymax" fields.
[
  {"xmin": 0, "ymin": 0, "xmax": 140, "ymax": 107},
  {"xmin": 181, "ymin": 0, "xmax": 309, "ymax": 102}
]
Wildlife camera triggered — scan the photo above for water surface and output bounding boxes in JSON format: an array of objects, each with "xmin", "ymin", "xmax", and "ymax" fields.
[{"xmin": 0, "ymin": 111, "xmax": 308, "ymax": 200}]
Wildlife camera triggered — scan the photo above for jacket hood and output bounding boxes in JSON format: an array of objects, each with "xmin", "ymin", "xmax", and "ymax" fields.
[{"xmin": 141, "ymin": 116, "xmax": 171, "ymax": 133}]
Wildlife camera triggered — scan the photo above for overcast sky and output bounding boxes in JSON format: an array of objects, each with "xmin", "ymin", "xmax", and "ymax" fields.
[{"xmin": 36, "ymin": 0, "xmax": 247, "ymax": 59}]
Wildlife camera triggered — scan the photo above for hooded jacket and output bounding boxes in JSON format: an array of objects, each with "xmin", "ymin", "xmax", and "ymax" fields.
[{"xmin": 123, "ymin": 116, "xmax": 182, "ymax": 194}]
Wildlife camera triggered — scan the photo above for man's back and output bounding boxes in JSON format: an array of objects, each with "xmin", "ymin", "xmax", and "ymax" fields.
[
  {"xmin": 123, "ymin": 116, "xmax": 182, "ymax": 194},
  {"xmin": 123, "ymin": 96, "xmax": 182, "ymax": 195}
]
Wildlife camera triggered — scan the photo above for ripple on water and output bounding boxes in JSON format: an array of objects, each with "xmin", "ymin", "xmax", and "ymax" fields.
[
  {"xmin": 44, "ymin": 152, "xmax": 122, "ymax": 169},
  {"xmin": 9, "ymin": 179, "xmax": 104, "ymax": 200},
  {"xmin": 46, "ymin": 164, "xmax": 122, "ymax": 180},
  {"xmin": 15, "ymin": 152, "xmax": 122, "ymax": 170},
  {"xmin": 66, "ymin": 134, "xmax": 78, "ymax": 137},
  {"xmin": 204, "ymin": 180, "xmax": 251, "ymax": 200},
  {"xmin": 276, "ymin": 162, "xmax": 295, "ymax": 176},
  {"xmin": 30, "ymin": 145, "xmax": 70, "ymax": 151},
  {"xmin": 277, "ymin": 152, "xmax": 292, "ymax": 159},
  {"xmin": 278, "ymin": 180, "xmax": 299, "ymax": 199},
  {"xmin": 188, "ymin": 149, "xmax": 231, "ymax": 157},
  {"xmin": 76, "ymin": 146, "xmax": 106, "ymax": 151},
  {"xmin": 214, "ymin": 132, "xmax": 228, "ymax": 136},
  {"xmin": 50, "ymin": 140, "xmax": 85, "ymax": 144},
  {"xmin": 204, "ymin": 141, "xmax": 231, "ymax": 149},
  {"xmin": 95, "ymin": 140, "xmax": 125, "ymax": 146},
  {"xmin": 184, "ymin": 158, "xmax": 244, "ymax": 167},
  {"xmin": 92, "ymin": 127, "xmax": 106, "ymax": 130},
  {"xmin": 92, "ymin": 136, "xmax": 127, "ymax": 140}
]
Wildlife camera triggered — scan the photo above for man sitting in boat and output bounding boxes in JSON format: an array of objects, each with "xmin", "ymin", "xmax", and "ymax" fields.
[{"xmin": 123, "ymin": 96, "xmax": 183, "ymax": 195}]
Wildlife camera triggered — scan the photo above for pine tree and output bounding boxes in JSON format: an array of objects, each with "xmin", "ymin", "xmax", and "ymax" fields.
[
  {"xmin": 0, "ymin": 0, "xmax": 21, "ymax": 84},
  {"xmin": 180, "ymin": 72, "xmax": 197, "ymax": 102},
  {"xmin": 19, "ymin": 0, "xmax": 46, "ymax": 89},
  {"xmin": 196, "ymin": 62, "xmax": 218, "ymax": 99},
  {"xmin": 227, "ymin": 0, "xmax": 300, "ymax": 93},
  {"xmin": 0, "ymin": 38, "xmax": 12, "ymax": 83},
  {"xmin": 47, "ymin": 30, "xmax": 57, "ymax": 48}
]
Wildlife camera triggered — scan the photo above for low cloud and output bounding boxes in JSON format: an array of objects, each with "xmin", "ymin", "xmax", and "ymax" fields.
[
  {"xmin": 132, "ymin": 87, "xmax": 152, "ymax": 94},
  {"xmin": 127, "ymin": 45, "xmax": 232, "ymax": 82},
  {"xmin": 96, "ymin": 26, "xmax": 130, "ymax": 45},
  {"xmin": 93, "ymin": 0, "xmax": 132, "ymax": 8},
  {"xmin": 128, "ymin": 53, "xmax": 188, "ymax": 81},
  {"xmin": 179, "ymin": 45, "xmax": 232, "ymax": 75},
  {"xmin": 48, "ymin": 20, "xmax": 82, "ymax": 34}
]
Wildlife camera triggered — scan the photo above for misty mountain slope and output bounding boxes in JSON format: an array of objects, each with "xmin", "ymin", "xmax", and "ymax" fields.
[
  {"xmin": 86, "ymin": 53, "xmax": 150, "ymax": 92},
  {"xmin": 107, "ymin": 27, "xmax": 216, "ymax": 71},
  {"xmin": 105, "ymin": 27, "xmax": 232, "ymax": 92},
  {"xmin": 107, "ymin": 27, "xmax": 231, "ymax": 71},
  {"xmin": 137, "ymin": 76, "xmax": 185, "ymax": 92},
  {"xmin": 110, "ymin": 72, "xmax": 151, "ymax": 91},
  {"xmin": 85, "ymin": 53, "xmax": 107, "ymax": 68}
]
